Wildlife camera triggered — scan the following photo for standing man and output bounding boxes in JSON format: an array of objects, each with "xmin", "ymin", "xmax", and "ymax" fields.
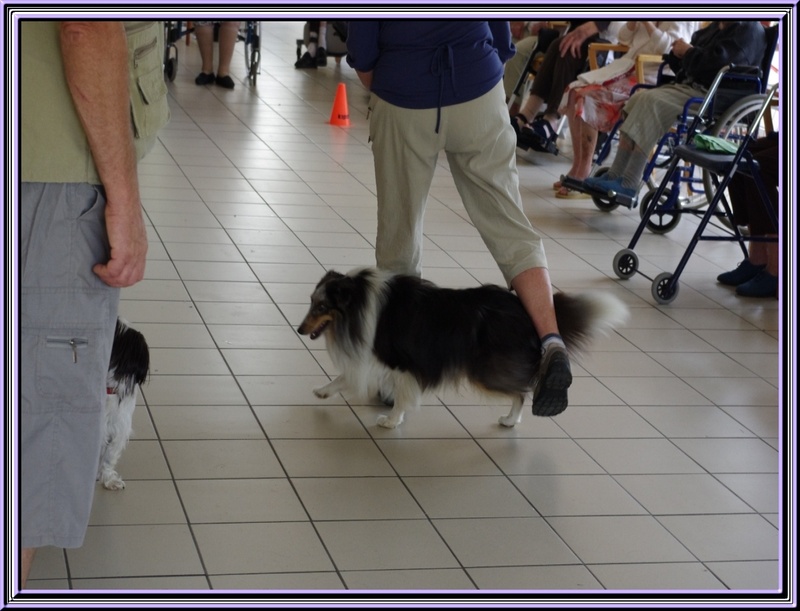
[
  {"xmin": 19, "ymin": 21, "xmax": 169, "ymax": 587},
  {"xmin": 346, "ymin": 21, "xmax": 573, "ymax": 419}
]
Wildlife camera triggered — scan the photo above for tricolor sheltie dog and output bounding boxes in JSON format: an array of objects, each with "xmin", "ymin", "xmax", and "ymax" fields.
[
  {"xmin": 98, "ymin": 318, "xmax": 150, "ymax": 490},
  {"xmin": 298, "ymin": 267, "xmax": 628, "ymax": 429}
]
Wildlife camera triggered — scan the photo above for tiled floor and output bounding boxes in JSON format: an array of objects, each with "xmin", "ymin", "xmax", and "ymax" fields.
[{"xmin": 26, "ymin": 21, "xmax": 782, "ymax": 594}]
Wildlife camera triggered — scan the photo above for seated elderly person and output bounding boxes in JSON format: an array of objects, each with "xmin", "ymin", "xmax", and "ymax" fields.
[
  {"xmin": 717, "ymin": 132, "xmax": 780, "ymax": 298},
  {"xmin": 511, "ymin": 20, "xmax": 620, "ymax": 152},
  {"xmin": 554, "ymin": 20, "xmax": 700, "ymax": 198},
  {"xmin": 580, "ymin": 21, "xmax": 768, "ymax": 203}
]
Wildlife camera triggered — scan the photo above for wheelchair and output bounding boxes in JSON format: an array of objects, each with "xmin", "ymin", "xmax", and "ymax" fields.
[
  {"xmin": 296, "ymin": 21, "xmax": 348, "ymax": 65},
  {"xmin": 611, "ymin": 83, "xmax": 778, "ymax": 304},
  {"xmin": 161, "ymin": 21, "xmax": 260, "ymax": 86},
  {"xmin": 239, "ymin": 21, "xmax": 261, "ymax": 86},
  {"xmin": 562, "ymin": 24, "xmax": 779, "ymax": 233},
  {"xmin": 163, "ymin": 20, "xmax": 193, "ymax": 82}
]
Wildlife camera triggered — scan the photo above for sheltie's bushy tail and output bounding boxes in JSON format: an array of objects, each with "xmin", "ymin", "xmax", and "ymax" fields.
[{"xmin": 553, "ymin": 292, "xmax": 629, "ymax": 354}]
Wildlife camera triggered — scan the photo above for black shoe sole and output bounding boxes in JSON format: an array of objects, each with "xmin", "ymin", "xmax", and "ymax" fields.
[{"xmin": 531, "ymin": 353, "xmax": 572, "ymax": 417}]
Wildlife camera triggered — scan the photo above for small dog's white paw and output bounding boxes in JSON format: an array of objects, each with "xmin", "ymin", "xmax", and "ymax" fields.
[
  {"xmin": 498, "ymin": 414, "xmax": 520, "ymax": 428},
  {"xmin": 376, "ymin": 414, "xmax": 403, "ymax": 429},
  {"xmin": 100, "ymin": 471, "xmax": 126, "ymax": 490},
  {"xmin": 313, "ymin": 386, "xmax": 330, "ymax": 399}
]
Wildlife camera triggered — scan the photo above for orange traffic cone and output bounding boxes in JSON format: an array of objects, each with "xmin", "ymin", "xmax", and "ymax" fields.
[{"xmin": 329, "ymin": 83, "xmax": 350, "ymax": 127}]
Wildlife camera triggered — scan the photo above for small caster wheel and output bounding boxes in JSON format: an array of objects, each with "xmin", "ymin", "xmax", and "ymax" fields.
[
  {"xmin": 613, "ymin": 249, "xmax": 639, "ymax": 280},
  {"xmin": 652, "ymin": 272, "xmax": 679, "ymax": 304}
]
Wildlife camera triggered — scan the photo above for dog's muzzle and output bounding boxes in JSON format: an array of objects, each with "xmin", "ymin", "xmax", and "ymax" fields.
[
  {"xmin": 297, "ymin": 319, "xmax": 329, "ymax": 340},
  {"xmin": 308, "ymin": 320, "xmax": 329, "ymax": 340}
]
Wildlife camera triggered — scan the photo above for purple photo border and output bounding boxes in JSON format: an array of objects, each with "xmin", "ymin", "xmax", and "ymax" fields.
[{"xmin": 2, "ymin": 2, "xmax": 796, "ymax": 608}]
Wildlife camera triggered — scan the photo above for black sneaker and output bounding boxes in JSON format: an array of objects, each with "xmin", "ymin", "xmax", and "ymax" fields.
[
  {"xmin": 316, "ymin": 47, "xmax": 328, "ymax": 66},
  {"xmin": 295, "ymin": 51, "xmax": 318, "ymax": 69},
  {"xmin": 531, "ymin": 344, "xmax": 572, "ymax": 417},
  {"xmin": 195, "ymin": 72, "xmax": 215, "ymax": 85}
]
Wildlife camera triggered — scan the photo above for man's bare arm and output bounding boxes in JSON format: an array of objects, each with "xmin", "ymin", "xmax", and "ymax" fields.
[{"xmin": 60, "ymin": 21, "xmax": 147, "ymax": 288}]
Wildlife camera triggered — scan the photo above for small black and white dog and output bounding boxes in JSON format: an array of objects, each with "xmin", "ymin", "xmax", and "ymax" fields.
[
  {"xmin": 298, "ymin": 267, "xmax": 628, "ymax": 429},
  {"xmin": 98, "ymin": 318, "xmax": 149, "ymax": 490}
]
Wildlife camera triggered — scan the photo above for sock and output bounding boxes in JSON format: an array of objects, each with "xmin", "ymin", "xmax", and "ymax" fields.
[
  {"xmin": 318, "ymin": 23, "xmax": 327, "ymax": 47},
  {"xmin": 620, "ymin": 147, "xmax": 648, "ymax": 191},
  {"xmin": 308, "ymin": 33, "xmax": 318, "ymax": 57},
  {"xmin": 606, "ymin": 146, "xmax": 631, "ymax": 180},
  {"xmin": 541, "ymin": 333, "xmax": 565, "ymax": 351}
]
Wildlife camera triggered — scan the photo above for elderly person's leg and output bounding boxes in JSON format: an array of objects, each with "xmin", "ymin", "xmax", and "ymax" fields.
[
  {"xmin": 563, "ymin": 96, "xmax": 598, "ymax": 184},
  {"xmin": 585, "ymin": 84, "xmax": 696, "ymax": 198},
  {"xmin": 215, "ymin": 21, "xmax": 241, "ymax": 82},
  {"xmin": 718, "ymin": 135, "xmax": 779, "ymax": 297},
  {"xmin": 194, "ymin": 22, "xmax": 215, "ymax": 83}
]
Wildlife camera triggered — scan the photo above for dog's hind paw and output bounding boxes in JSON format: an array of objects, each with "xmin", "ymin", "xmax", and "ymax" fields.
[{"xmin": 498, "ymin": 414, "xmax": 520, "ymax": 428}]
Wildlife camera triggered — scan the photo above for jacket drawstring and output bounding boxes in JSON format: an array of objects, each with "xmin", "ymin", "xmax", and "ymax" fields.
[{"xmin": 430, "ymin": 44, "xmax": 456, "ymax": 133}]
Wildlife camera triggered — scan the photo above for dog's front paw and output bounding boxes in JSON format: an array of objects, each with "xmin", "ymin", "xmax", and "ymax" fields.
[
  {"xmin": 100, "ymin": 470, "xmax": 126, "ymax": 490},
  {"xmin": 376, "ymin": 413, "xmax": 403, "ymax": 429},
  {"xmin": 498, "ymin": 414, "xmax": 520, "ymax": 428},
  {"xmin": 313, "ymin": 386, "xmax": 331, "ymax": 399}
]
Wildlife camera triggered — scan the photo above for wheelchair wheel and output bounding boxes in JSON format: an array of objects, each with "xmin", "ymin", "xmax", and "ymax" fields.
[
  {"xmin": 613, "ymin": 248, "xmax": 639, "ymax": 280},
  {"xmin": 652, "ymin": 272, "xmax": 679, "ymax": 305},
  {"xmin": 640, "ymin": 188, "xmax": 681, "ymax": 234},
  {"xmin": 590, "ymin": 167, "xmax": 620, "ymax": 212},
  {"xmin": 244, "ymin": 22, "xmax": 261, "ymax": 86},
  {"xmin": 702, "ymin": 93, "xmax": 767, "ymax": 223},
  {"xmin": 164, "ymin": 54, "xmax": 177, "ymax": 82},
  {"xmin": 163, "ymin": 22, "xmax": 179, "ymax": 82}
]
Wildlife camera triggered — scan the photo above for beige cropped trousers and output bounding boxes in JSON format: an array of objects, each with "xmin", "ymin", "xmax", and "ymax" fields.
[{"xmin": 367, "ymin": 80, "xmax": 548, "ymax": 285}]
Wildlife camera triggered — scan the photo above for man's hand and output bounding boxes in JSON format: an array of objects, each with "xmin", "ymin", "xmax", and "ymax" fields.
[
  {"xmin": 92, "ymin": 203, "xmax": 148, "ymax": 287},
  {"xmin": 558, "ymin": 22, "xmax": 599, "ymax": 58}
]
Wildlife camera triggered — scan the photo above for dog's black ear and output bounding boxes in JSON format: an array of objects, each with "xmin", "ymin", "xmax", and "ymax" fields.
[
  {"xmin": 326, "ymin": 275, "xmax": 356, "ymax": 308},
  {"xmin": 317, "ymin": 270, "xmax": 344, "ymax": 288}
]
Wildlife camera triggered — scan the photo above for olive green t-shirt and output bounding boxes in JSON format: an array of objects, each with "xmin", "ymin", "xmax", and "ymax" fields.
[{"xmin": 21, "ymin": 21, "xmax": 169, "ymax": 184}]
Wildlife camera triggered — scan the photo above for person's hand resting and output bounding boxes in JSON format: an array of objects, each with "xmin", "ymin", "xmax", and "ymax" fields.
[
  {"xmin": 558, "ymin": 22, "xmax": 600, "ymax": 58},
  {"xmin": 671, "ymin": 38, "xmax": 692, "ymax": 58}
]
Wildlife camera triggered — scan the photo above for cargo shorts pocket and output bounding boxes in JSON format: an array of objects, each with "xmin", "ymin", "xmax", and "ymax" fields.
[{"xmin": 24, "ymin": 288, "xmax": 112, "ymax": 413}]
